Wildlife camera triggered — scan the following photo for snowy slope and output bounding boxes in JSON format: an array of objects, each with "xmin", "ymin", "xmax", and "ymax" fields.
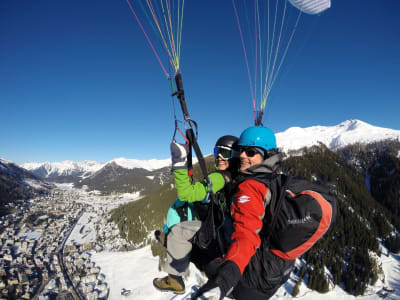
[
  {"xmin": 0, "ymin": 158, "xmax": 52, "ymax": 191},
  {"xmin": 90, "ymin": 245, "xmax": 400, "ymax": 300},
  {"xmin": 111, "ymin": 157, "xmax": 171, "ymax": 171},
  {"xmin": 277, "ymin": 119, "xmax": 400, "ymax": 152}
]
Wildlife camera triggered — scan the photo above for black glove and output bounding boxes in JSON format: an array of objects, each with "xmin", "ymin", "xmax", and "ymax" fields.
[
  {"xmin": 203, "ymin": 258, "xmax": 223, "ymax": 279},
  {"xmin": 192, "ymin": 260, "xmax": 241, "ymax": 300},
  {"xmin": 170, "ymin": 141, "xmax": 188, "ymax": 170}
]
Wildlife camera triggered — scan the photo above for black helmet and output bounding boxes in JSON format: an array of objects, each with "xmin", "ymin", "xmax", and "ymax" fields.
[
  {"xmin": 215, "ymin": 135, "xmax": 239, "ymax": 150},
  {"xmin": 214, "ymin": 135, "xmax": 239, "ymax": 161}
]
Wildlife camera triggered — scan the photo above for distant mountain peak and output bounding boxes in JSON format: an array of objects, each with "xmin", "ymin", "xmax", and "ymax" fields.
[
  {"xmin": 111, "ymin": 157, "xmax": 170, "ymax": 171},
  {"xmin": 277, "ymin": 119, "xmax": 400, "ymax": 152}
]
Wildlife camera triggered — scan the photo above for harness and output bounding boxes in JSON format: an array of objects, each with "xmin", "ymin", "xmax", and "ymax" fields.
[{"xmin": 193, "ymin": 170, "xmax": 236, "ymax": 252}]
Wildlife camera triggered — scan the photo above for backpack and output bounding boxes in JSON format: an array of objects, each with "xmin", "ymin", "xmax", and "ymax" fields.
[{"xmin": 252, "ymin": 173, "xmax": 336, "ymax": 260}]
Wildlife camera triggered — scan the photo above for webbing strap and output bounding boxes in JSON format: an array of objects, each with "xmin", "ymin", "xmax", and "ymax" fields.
[
  {"xmin": 173, "ymin": 72, "xmax": 209, "ymax": 182},
  {"xmin": 171, "ymin": 71, "xmax": 217, "ymax": 249}
]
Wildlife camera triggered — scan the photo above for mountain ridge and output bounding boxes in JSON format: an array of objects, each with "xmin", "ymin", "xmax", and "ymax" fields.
[
  {"xmin": 20, "ymin": 119, "xmax": 400, "ymax": 179},
  {"xmin": 0, "ymin": 158, "xmax": 52, "ymax": 216},
  {"xmin": 276, "ymin": 119, "xmax": 400, "ymax": 152}
]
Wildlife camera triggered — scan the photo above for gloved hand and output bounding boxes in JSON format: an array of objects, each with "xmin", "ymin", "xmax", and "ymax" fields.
[
  {"xmin": 193, "ymin": 280, "xmax": 222, "ymax": 300},
  {"xmin": 192, "ymin": 260, "xmax": 241, "ymax": 300},
  {"xmin": 203, "ymin": 258, "xmax": 222, "ymax": 279},
  {"xmin": 170, "ymin": 141, "xmax": 188, "ymax": 170}
]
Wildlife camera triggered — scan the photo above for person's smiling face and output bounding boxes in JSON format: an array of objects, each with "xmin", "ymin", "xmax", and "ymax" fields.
[
  {"xmin": 216, "ymin": 157, "xmax": 229, "ymax": 171},
  {"xmin": 239, "ymin": 147, "xmax": 264, "ymax": 171}
]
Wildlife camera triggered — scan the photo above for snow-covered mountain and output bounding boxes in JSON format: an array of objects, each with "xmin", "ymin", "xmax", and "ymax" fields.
[
  {"xmin": 22, "ymin": 158, "xmax": 171, "ymax": 179},
  {"xmin": 21, "ymin": 160, "xmax": 104, "ymax": 178},
  {"xmin": 0, "ymin": 158, "xmax": 51, "ymax": 191},
  {"xmin": 0, "ymin": 158, "xmax": 53, "ymax": 215},
  {"xmin": 20, "ymin": 119, "xmax": 400, "ymax": 178},
  {"xmin": 276, "ymin": 119, "xmax": 400, "ymax": 152}
]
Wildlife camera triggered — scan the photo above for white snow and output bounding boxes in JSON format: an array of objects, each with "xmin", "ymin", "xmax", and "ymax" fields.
[
  {"xmin": 118, "ymin": 192, "xmax": 141, "ymax": 202},
  {"xmin": 88, "ymin": 244, "xmax": 400, "ymax": 300},
  {"xmin": 54, "ymin": 182, "xmax": 75, "ymax": 190},
  {"xmin": 21, "ymin": 160, "xmax": 104, "ymax": 178},
  {"xmin": 67, "ymin": 212, "xmax": 98, "ymax": 245},
  {"xmin": 21, "ymin": 158, "xmax": 171, "ymax": 178},
  {"xmin": 112, "ymin": 157, "xmax": 171, "ymax": 171},
  {"xmin": 277, "ymin": 120, "xmax": 400, "ymax": 153},
  {"xmin": 24, "ymin": 178, "xmax": 44, "ymax": 189},
  {"xmin": 0, "ymin": 158, "xmax": 12, "ymax": 164},
  {"xmin": 91, "ymin": 247, "xmax": 206, "ymax": 300}
]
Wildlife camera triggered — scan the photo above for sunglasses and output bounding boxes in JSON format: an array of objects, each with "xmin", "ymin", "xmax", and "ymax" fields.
[
  {"xmin": 214, "ymin": 146, "xmax": 233, "ymax": 160},
  {"xmin": 240, "ymin": 147, "xmax": 262, "ymax": 157}
]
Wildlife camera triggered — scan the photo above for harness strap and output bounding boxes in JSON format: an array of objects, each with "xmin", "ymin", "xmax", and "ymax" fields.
[
  {"xmin": 264, "ymin": 175, "xmax": 290, "ymax": 244},
  {"xmin": 172, "ymin": 71, "xmax": 209, "ymax": 182},
  {"xmin": 172, "ymin": 71, "xmax": 218, "ymax": 249}
]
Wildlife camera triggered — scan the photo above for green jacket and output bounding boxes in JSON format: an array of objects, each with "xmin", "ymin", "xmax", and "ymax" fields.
[
  {"xmin": 174, "ymin": 168, "xmax": 227, "ymax": 203},
  {"xmin": 163, "ymin": 168, "xmax": 228, "ymax": 233}
]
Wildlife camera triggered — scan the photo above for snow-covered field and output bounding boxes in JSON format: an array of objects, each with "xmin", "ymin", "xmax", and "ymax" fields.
[
  {"xmin": 67, "ymin": 212, "xmax": 98, "ymax": 245},
  {"xmin": 91, "ymin": 247, "xmax": 206, "ymax": 300},
  {"xmin": 55, "ymin": 182, "xmax": 142, "ymax": 211},
  {"xmin": 89, "ymin": 246, "xmax": 400, "ymax": 300}
]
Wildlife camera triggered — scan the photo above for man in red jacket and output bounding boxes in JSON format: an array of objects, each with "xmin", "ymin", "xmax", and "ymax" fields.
[{"xmin": 195, "ymin": 126, "xmax": 294, "ymax": 300}]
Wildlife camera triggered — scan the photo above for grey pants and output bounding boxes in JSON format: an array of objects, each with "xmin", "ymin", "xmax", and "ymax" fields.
[{"xmin": 163, "ymin": 220, "xmax": 202, "ymax": 276}]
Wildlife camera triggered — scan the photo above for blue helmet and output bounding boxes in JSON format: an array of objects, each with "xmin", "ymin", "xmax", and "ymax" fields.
[{"xmin": 238, "ymin": 126, "xmax": 277, "ymax": 152}]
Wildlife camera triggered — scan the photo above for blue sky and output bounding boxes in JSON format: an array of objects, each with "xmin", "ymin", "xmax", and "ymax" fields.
[{"xmin": 1, "ymin": 0, "xmax": 399, "ymax": 164}]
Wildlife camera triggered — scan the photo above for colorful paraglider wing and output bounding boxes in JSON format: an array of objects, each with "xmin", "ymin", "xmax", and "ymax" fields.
[{"xmin": 288, "ymin": 0, "xmax": 331, "ymax": 15}]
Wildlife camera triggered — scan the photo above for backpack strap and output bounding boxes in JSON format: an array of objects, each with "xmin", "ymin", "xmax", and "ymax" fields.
[{"xmin": 263, "ymin": 175, "xmax": 290, "ymax": 244}]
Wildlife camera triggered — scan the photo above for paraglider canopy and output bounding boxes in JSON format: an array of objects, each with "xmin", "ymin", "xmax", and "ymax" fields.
[{"xmin": 288, "ymin": 0, "xmax": 331, "ymax": 15}]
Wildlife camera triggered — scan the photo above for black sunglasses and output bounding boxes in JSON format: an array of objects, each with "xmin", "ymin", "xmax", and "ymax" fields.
[{"xmin": 240, "ymin": 147, "xmax": 261, "ymax": 157}]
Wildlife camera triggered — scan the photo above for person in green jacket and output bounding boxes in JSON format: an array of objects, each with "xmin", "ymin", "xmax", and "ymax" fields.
[{"xmin": 153, "ymin": 135, "xmax": 240, "ymax": 294}]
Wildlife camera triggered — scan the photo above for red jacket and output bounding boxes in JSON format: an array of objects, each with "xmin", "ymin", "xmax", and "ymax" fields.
[{"xmin": 222, "ymin": 179, "xmax": 268, "ymax": 273}]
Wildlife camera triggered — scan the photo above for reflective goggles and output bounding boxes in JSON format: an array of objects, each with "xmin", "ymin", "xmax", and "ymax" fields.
[
  {"xmin": 240, "ymin": 147, "xmax": 264, "ymax": 157},
  {"xmin": 214, "ymin": 146, "xmax": 233, "ymax": 160}
]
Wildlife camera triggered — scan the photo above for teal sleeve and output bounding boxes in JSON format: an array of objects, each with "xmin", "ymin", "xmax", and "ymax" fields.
[{"xmin": 173, "ymin": 169, "xmax": 227, "ymax": 203}]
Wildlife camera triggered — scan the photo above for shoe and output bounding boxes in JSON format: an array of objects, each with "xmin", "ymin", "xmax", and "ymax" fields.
[{"xmin": 153, "ymin": 275, "xmax": 185, "ymax": 294}]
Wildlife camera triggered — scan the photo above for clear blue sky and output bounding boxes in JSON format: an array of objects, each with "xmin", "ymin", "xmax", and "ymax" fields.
[{"xmin": 1, "ymin": 0, "xmax": 399, "ymax": 164}]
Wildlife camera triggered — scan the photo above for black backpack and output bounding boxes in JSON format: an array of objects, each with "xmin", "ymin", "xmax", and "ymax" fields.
[{"xmin": 251, "ymin": 174, "xmax": 336, "ymax": 260}]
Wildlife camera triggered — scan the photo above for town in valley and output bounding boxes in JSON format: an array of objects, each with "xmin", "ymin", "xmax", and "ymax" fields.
[{"xmin": 0, "ymin": 185, "xmax": 135, "ymax": 300}]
